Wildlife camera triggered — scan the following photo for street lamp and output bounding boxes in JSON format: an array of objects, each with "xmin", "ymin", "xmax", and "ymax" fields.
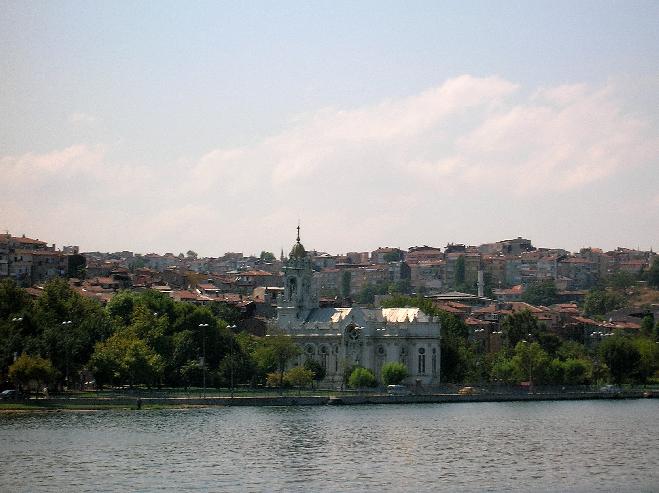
[
  {"xmin": 11, "ymin": 318, "xmax": 23, "ymax": 363},
  {"xmin": 62, "ymin": 320, "xmax": 72, "ymax": 390},
  {"xmin": 520, "ymin": 339, "xmax": 533, "ymax": 393},
  {"xmin": 198, "ymin": 323, "xmax": 209, "ymax": 398},
  {"xmin": 228, "ymin": 325, "xmax": 237, "ymax": 398}
]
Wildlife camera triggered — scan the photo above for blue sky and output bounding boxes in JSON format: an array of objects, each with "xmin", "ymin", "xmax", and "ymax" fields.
[{"xmin": 1, "ymin": 1, "xmax": 658, "ymax": 256}]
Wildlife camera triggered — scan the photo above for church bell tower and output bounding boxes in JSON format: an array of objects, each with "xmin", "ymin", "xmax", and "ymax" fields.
[{"xmin": 278, "ymin": 225, "xmax": 318, "ymax": 325}]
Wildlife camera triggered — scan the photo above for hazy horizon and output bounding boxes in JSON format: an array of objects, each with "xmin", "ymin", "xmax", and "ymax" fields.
[{"xmin": 2, "ymin": 2, "xmax": 658, "ymax": 257}]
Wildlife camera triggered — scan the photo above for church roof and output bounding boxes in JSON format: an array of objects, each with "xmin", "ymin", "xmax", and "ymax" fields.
[
  {"xmin": 290, "ymin": 241, "xmax": 306, "ymax": 259},
  {"xmin": 289, "ymin": 225, "xmax": 307, "ymax": 258},
  {"xmin": 301, "ymin": 306, "xmax": 434, "ymax": 324}
]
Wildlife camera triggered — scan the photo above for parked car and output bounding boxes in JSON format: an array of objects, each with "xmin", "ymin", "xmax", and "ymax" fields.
[
  {"xmin": 387, "ymin": 385, "xmax": 412, "ymax": 396},
  {"xmin": 600, "ymin": 385, "xmax": 621, "ymax": 393},
  {"xmin": 458, "ymin": 386, "xmax": 476, "ymax": 395},
  {"xmin": 0, "ymin": 389, "xmax": 23, "ymax": 400}
]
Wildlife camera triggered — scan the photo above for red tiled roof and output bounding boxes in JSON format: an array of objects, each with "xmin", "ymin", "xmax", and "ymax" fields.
[
  {"xmin": 12, "ymin": 236, "xmax": 47, "ymax": 245},
  {"xmin": 239, "ymin": 270, "xmax": 273, "ymax": 276}
]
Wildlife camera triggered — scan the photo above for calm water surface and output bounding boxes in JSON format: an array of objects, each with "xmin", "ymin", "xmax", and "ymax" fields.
[{"xmin": 1, "ymin": 400, "xmax": 657, "ymax": 492}]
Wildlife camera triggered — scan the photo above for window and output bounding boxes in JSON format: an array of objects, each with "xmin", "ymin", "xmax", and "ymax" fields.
[
  {"xmin": 320, "ymin": 346, "xmax": 328, "ymax": 370},
  {"xmin": 418, "ymin": 347, "xmax": 426, "ymax": 374},
  {"xmin": 432, "ymin": 348, "xmax": 437, "ymax": 375}
]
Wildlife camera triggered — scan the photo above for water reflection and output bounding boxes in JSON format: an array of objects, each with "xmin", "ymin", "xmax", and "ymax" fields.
[{"xmin": 0, "ymin": 401, "xmax": 658, "ymax": 492}]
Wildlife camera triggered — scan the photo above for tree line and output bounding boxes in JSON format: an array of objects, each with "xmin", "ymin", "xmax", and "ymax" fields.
[
  {"xmin": 381, "ymin": 295, "xmax": 658, "ymax": 387},
  {"xmin": 0, "ymin": 279, "xmax": 310, "ymax": 392},
  {"xmin": 1, "ymin": 279, "xmax": 657, "ymax": 393}
]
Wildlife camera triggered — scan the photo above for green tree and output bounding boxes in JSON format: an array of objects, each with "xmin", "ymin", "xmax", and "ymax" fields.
[
  {"xmin": 0, "ymin": 278, "xmax": 32, "ymax": 319},
  {"xmin": 557, "ymin": 340, "xmax": 589, "ymax": 361},
  {"xmin": 522, "ymin": 280, "xmax": 559, "ymax": 306},
  {"xmin": 512, "ymin": 341, "xmax": 550, "ymax": 385},
  {"xmin": 252, "ymin": 333, "xmax": 301, "ymax": 387},
  {"xmin": 34, "ymin": 278, "xmax": 112, "ymax": 386},
  {"xmin": 0, "ymin": 280, "xmax": 36, "ymax": 374},
  {"xmin": 303, "ymin": 358, "xmax": 326, "ymax": 382},
  {"xmin": 90, "ymin": 331, "xmax": 164, "ymax": 388},
  {"xmin": 348, "ymin": 367, "xmax": 377, "ymax": 389},
  {"xmin": 490, "ymin": 353, "xmax": 517, "ymax": 384},
  {"xmin": 260, "ymin": 251, "xmax": 276, "ymax": 262},
  {"xmin": 583, "ymin": 289, "xmax": 625, "ymax": 317},
  {"xmin": 647, "ymin": 257, "xmax": 659, "ymax": 288},
  {"xmin": 106, "ymin": 291, "xmax": 137, "ymax": 326},
  {"xmin": 606, "ymin": 271, "xmax": 637, "ymax": 290},
  {"xmin": 634, "ymin": 337, "xmax": 659, "ymax": 384},
  {"xmin": 546, "ymin": 358, "xmax": 565, "ymax": 385},
  {"xmin": 599, "ymin": 335, "xmax": 641, "ymax": 384},
  {"xmin": 186, "ymin": 250, "xmax": 198, "ymax": 260},
  {"xmin": 537, "ymin": 332, "xmax": 562, "ymax": 357},
  {"xmin": 180, "ymin": 360, "xmax": 203, "ymax": 388},
  {"xmin": 381, "ymin": 361, "xmax": 408, "ymax": 385},
  {"xmin": 501, "ymin": 310, "xmax": 540, "ymax": 348},
  {"xmin": 284, "ymin": 366, "xmax": 314, "ymax": 394},
  {"xmin": 640, "ymin": 316, "xmax": 654, "ymax": 337},
  {"xmin": 8, "ymin": 353, "xmax": 56, "ymax": 391},
  {"xmin": 562, "ymin": 358, "xmax": 593, "ymax": 385}
]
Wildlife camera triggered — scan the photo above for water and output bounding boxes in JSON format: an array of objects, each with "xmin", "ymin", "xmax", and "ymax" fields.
[{"xmin": 1, "ymin": 400, "xmax": 657, "ymax": 492}]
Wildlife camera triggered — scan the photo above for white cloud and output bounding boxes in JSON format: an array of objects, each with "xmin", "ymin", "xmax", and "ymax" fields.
[
  {"xmin": 1, "ymin": 145, "xmax": 106, "ymax": 187},
  {"xmin": 186, "ymin": 75, "xmax": 657, "ymax": 200},
  {"xmin": 69, "ymin": 112, "xmax": 97, "ymax": 125},
  {"xmin": 3, "ymin": 75, "xmax": 658, "ymax": 254}
]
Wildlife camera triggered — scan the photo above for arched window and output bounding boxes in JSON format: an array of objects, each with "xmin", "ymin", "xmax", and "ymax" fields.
[
  {"xmin": 418, "ymin": 347, "xmax": 426, "ymax": 374},
  {"xmin": 432, "ymin": 347, "xmax": 437, "ymax": 375},
  {"xmin": 288, "ymin": 278, "xmax": 297, "ymax": 301},
  {"xmin": 319, "ymin": 346, "xmax": 329, "ymax": 370}
]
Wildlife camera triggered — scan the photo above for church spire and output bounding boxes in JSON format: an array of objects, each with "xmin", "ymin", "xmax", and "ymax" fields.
[{"xmin": 289, "ymin": 222, "xmax": 307, "ymax": 259}]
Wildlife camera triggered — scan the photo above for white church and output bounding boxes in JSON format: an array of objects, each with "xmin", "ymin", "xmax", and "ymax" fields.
[{"xmin": 270, "ymin": 228, "xmax": 442, "ymax": 385}]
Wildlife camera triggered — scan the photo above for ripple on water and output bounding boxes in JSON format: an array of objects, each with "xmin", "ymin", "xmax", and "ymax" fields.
[{"xmin": 1, "ymin": 401, "xmax": 658, "ymax": 492}]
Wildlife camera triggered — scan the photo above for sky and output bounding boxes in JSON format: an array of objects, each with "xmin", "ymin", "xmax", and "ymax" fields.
[{"xmin": 2, "ymin": 1, "xmax": 658, "ymax": 257}]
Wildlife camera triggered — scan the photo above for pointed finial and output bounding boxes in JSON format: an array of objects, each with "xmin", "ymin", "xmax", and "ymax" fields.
[{"xmin": 296, "ymin": 222, "xmax": 301, "ymax": 243}]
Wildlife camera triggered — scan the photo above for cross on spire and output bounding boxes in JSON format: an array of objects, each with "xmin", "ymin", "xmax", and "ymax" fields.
[{"xmin": 296, "ymin": 223, "xmax": 300, "ymax": 243}]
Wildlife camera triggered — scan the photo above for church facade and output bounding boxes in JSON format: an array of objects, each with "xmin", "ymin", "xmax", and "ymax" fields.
[{"xmin": 270, "ymin": 229, "xmax": 442, "ymax": 385}]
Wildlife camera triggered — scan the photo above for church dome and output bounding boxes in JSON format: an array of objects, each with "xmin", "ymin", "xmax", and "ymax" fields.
[
  {"xmin": 289, "ymin": 225, "xmax": 306, "ymax": 259},
  {"xmin": 290, "ymin": 241, "xmax": 306, "ymax": 259}
]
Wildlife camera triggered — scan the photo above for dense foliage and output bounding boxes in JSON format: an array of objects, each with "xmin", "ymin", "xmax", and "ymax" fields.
[
  {"xmin": 348, "ymin": 367, "xmax": 377, "ymax": 388},
  {"xmin": 380, "ymin": 361, "xmax": 409, "ymax": 385},
  {"xmin": 0, "ymin": 279, "xmax": 302, "ymax": 390},
  {"xmin": 521, "ymin": 280, "xmax": 559, "ymax": 307},
  {"xmin": 1, "ymin": 278, "xmax": 657, "ymax": 391},
  {"xmin": 381, "ymin": 294, "xmax": 658, "ymax": 386}
]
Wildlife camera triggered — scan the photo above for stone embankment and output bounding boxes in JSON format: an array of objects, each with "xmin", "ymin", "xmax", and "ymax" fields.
[{"xmin": 21, "ymin": 390, "xmax": 653, "ymax": 409}]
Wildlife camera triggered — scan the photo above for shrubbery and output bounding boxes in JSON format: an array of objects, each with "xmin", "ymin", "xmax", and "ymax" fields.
[
  {"xmin": 348, "ymin": 367, "xmax": 377, "ymax": 389},
  {"xmin": 381, "ymin": 361, "xmax": 408, "ymax": 385}
]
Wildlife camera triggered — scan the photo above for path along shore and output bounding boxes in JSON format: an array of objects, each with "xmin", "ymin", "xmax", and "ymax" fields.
[{"xmin": 1, "ymin": 390, "xmax": 654, "ymax": 412}]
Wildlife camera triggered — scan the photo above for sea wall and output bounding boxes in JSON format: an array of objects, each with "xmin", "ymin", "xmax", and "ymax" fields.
[{"xmin": 31, "ymin": 390, "xmax": 653, "ymax": 409}]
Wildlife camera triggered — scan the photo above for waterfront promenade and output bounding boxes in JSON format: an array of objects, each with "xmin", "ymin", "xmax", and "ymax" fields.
[{"xmin": 1, "ymin": 388, "xmax": 654, "ymax": 411}]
